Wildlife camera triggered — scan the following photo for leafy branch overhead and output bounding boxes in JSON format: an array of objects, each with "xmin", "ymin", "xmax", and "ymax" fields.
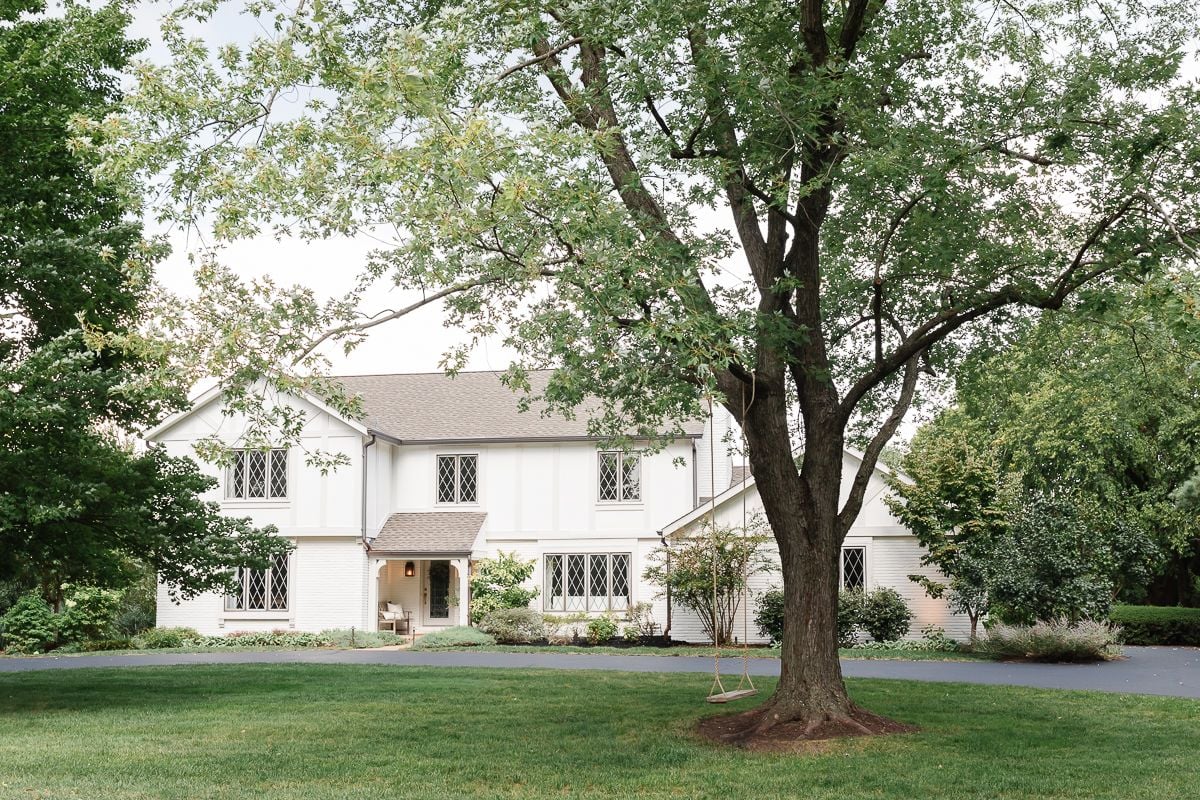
[{"xmin": 94, "ymin": 0, "xmax": 1200, "ymax": 461}]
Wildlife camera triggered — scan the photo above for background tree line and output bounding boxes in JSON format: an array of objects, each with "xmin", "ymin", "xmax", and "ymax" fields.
[{"xmin": 890, "ymin": 286, "xmax": 1200, "ymax": 636}]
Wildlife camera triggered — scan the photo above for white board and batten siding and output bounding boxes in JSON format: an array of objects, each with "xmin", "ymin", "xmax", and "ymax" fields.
[
  {"xmin": 148, "ymin": 375, "xmax": 966, "ymax": 643},
  {"xmin": 150, "ymin": 389, "xmax": 367, "ymax": 636}
]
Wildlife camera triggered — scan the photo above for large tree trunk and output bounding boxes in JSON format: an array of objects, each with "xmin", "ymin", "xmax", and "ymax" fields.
[{"xmin": 700, "ymin": 387, "xmax": 911, "ymax": 744}]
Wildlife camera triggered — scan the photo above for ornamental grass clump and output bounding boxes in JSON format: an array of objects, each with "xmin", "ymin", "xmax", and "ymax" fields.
[
  {"xmin": 977, "ymin": 619, "xmax": 1122, "ymax": 662},
  {"xmin": 320, "ymin": 628, "xmax": 407, "ymax": 648},
  {"xmin": 412, "ymin": 626, "xmax": 496, "ymax": 649}
]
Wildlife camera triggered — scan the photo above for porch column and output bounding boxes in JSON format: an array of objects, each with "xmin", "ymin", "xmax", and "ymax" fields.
[
  {"xmin": 454, "ymin": 558, "xmax": 470, "ymax": 626},
  {"xmin": 368, "ymin": 558, "xmax": 385, "ymax": 631}
]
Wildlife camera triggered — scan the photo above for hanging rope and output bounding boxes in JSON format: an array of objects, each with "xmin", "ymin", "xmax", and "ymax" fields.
[{"xmin": 706, "ymin": 382, "xmax": 758, "ymax": 704}]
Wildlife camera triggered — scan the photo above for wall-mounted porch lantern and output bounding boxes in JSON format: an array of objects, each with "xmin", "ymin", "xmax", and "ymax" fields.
[{"xmin": 404, "ymin": 561, "xmax": 416, "ymax": 577}]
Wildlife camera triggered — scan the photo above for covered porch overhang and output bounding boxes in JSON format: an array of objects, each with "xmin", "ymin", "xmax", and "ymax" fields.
[{"xmin": 366, "ymin": 512, "xmax": 486, "ymax": 632}]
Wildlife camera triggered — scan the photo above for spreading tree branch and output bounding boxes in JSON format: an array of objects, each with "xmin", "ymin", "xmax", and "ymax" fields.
[{"xmin": 838, "ymin": 352, "xmax": 921, "ymax": 536}]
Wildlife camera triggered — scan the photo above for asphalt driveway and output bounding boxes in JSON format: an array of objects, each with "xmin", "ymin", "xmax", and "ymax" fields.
[{"xmin": 2, "ymin": 645, "xmax": 1197, "ymax": 698}]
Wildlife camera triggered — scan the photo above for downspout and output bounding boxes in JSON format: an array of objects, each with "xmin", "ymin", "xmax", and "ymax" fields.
[
  {"xmin": 658, "ymin": 530, "xmax": 672, "ymax": 642},
  {"xmin": 691, "ymin": 439, "xmax": 698, "ymax": 509},
  {"xmin": 361, "ymin": 433, "xmax": 376, "ymax": 631},
  {"xmin": 361, "ymin": 433, "xmax": 377, "ymax": 546}
]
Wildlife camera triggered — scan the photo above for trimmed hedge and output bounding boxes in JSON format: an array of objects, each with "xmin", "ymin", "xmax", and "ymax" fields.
[{"xmin": 1109, "ymin": 605, "xmax": 1200, "ymax": 646}]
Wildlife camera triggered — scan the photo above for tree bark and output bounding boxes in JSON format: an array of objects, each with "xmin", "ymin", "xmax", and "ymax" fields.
[{"xmin": 723, "ymin": 382, "xmax": 889, "ymax": 738}]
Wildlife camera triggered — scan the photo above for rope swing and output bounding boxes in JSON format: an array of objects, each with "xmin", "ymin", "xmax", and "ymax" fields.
[{"xmin": 706, "ymin": 383, "xmax": 758, "ymax": 704}]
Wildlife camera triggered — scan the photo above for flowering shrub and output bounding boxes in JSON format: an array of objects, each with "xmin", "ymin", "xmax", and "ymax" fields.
[
  {"xmin": 859, "ymin": 587, "xmax": 914, "ymax": 642},
  {"xmin": 469, "ymin": 552, "xmax": 538, "ymax": 624},
  {"xmin": 58, "ymin": 586, "xmax": 122, "ymax": 644},
  {"xmin": 586, "ymin": 614, "xmax": 618, "ymax": 644}
]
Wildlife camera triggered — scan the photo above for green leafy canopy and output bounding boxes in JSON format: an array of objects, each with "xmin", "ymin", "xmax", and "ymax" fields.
[
  {"xmin": 92, "ymin": 0, "xmax": 1200, "ymax": 455},
  {"xmin": 0, "ymin": 0, "xmax": 289, "ymax": 600}
]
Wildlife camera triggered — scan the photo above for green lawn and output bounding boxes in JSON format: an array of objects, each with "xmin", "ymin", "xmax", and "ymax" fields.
[{"xmin": 1, "ymin": 666, "xmax": 1196, "ymax": 799}]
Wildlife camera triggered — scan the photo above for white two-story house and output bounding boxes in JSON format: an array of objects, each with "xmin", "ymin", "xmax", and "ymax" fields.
[{"xmin": 148, "ymin": 370, "xmax": 968, "ymax": 641}]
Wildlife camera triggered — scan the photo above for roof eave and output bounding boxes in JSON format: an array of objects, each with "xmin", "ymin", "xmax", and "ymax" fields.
[{"xmin": 393, "ymin": 433, "xmax": 703, "ymax": 445}]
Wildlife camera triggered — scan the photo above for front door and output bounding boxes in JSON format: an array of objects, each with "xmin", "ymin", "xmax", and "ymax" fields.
[{"xmin": 424, "ymin": 560, "xmax": 451, "ymax": 626}]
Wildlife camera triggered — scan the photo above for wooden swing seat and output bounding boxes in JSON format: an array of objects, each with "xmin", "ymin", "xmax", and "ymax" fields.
[{"xmin": 706, "ymin": 688, "xmax": 758, "ymax": 704}]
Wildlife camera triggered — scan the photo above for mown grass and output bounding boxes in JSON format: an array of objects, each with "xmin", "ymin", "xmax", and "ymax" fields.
[{"xmin": 1, "ymin": 665, "xmax": 1196, "ymax": 799}]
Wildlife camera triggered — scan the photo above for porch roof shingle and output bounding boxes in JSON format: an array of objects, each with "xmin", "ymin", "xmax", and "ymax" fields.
[{"xmin": 368, "ymin": 511, "xmax": 486, "ymax": 555}]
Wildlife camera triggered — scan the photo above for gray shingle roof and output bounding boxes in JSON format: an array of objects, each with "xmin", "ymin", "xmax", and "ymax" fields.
[
  {"xmin": 337, "ymin": 370, "xmax": 705, "ymax": 442},
  {"xmin": 368, "ymin": 512, "xmax": 487, "ymax": 555}
]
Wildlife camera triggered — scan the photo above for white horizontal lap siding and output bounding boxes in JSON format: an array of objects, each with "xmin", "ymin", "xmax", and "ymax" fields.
[
  {"xmin": 868, "ymin": 535, "xmax": 972, "ymax": 640},
  {"xmin": 664, "ymin": 556, "xmax": 779, "ymax": 645}
]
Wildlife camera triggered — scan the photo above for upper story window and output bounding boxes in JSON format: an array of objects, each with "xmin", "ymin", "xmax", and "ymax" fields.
[
  {"xmin": 598, "ymin": 452, "xmax": 641, "ymax": 503},
  {"xmin": 841, "ymin": 546, "xmax": 866, "ymax": 590},
  {"xmin": 436, "ymin": 454, "xmax": 478, "ymax": 504},
  {"xmin": 226, "ymin": 449, "xmax": 288, "ymax": 500}
]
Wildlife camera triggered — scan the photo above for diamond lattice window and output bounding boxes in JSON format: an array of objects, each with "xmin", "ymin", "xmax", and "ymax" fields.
[
  {"xmin": 598, "ymin": 453, "xmax": 620, "ymax": 501},
  {"xmin": 245, "ymin": 567, "xmax": 268, "ymax": 609},
  {"xmin": 226, "ymin": 449, "xmax": 288, "ymax": 500},
  {"xmin": 226, "ymin": 552, "xmax": 290, "ymax": 611},
  {"xmin": 458, "ymin": 455, "xmax": 478, "ymax": 502},
  {"xmin": 545, "ymin": 555, "xmax": 564, "ymax": 611},
  {"xmin": 565, "ymin": 554, "xmax": 587, "ymax": 611},
  {"xmin": 270, "ymin": 553, "xmax": 289, "ymax": 610},
  {"xmin": 598, "ymin": 452, "xmax": 641, "ymax": 502},
  {"xmin": 545, "ymin": 553, "xmax": 632, "ymax": 613},
  {"xmin": 246, "ymin": 450, "xmax": 267, "ymax": 498},
  {"xmin": 610, "ymin": 554, "xmax": 630, "ymax": 611},
  {"xmin": 437, "ymin": 456, "xmax": 457, "ymax": 503},
  {"xmin": 229, "ymin": 457, "xmax": 246, "ymax": 499},
  {"xmin": 842, "ymin": 547, "xmax": 866, "ymax": 590},
  {"xmin": 621, "ymin": 457, "xmax": 641, "ymax": 501},
  {"xmin": 269, "ymin": 450, "xmax": 287, "ymax": 498},
  {"xmin": 588, "ymin": 555, "xmax": 610, "ymax": 611},
  {"xmin": 436, "ymin": 454, "xmax": 478, "ymax": 504}
]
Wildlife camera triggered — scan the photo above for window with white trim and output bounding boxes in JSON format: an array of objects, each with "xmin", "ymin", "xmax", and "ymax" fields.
[
  {"xmin": 225, "ymin": 552, "xmax": 290, "ymax": 611},
  {"xmin": 436, "ymin": 454, "xmax": 478, "ymax": 503},
  {"xmin": 226, "ymin": 449, "xmax": 288, "ymax": 500},
  {"xmin": 841, "ymin": 546, "xmax": 866, "ymax": 590},
  {"xmin": 598, "ymin": 452, "xmax": 641, "ymax": 502},
  {"xmin": 544, "ymin": 553, "xmax": 631, "ymax": 612}
]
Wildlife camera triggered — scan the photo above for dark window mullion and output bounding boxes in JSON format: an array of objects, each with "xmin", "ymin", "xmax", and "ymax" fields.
[{"xmin": 606, "ymin": 554, "xmax": 613, "ymax": 610}]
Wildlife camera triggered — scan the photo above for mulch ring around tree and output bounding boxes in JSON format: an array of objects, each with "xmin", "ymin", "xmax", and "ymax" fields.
[{"xmin": 696, "ymin": 705, "xmax": 918, "ymax": 753}]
